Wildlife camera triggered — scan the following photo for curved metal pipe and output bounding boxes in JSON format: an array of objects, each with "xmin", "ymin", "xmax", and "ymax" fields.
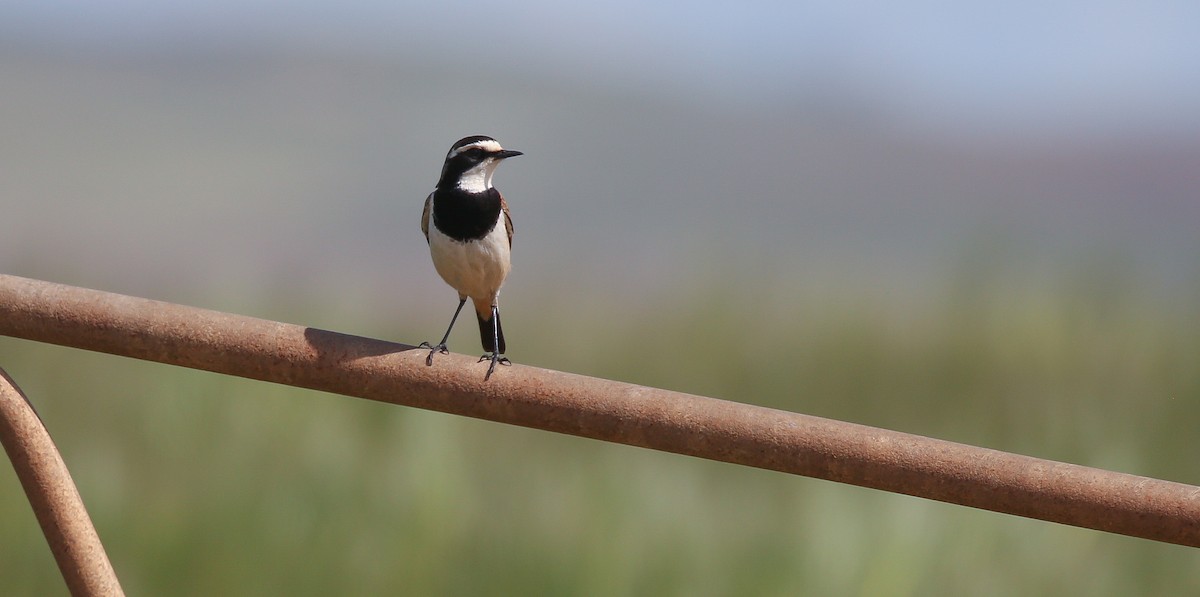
[{"xmin": 0, "ymin": 367, "xmax": 125, "ymax": 596}]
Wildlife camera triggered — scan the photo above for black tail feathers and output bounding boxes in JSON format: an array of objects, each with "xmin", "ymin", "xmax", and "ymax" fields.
[{"xmin": 477, "ymin": 309, "xmax": 506, "ymax": 354}]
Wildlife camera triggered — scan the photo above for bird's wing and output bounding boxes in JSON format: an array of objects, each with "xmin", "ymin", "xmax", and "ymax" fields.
[
  {"xmin": 501, "ymin": 196, "xmax": 513, "ymax": 248},
  {"xmin": 420, "ymin": 192, "xmax": 432, "ymax": 243}
]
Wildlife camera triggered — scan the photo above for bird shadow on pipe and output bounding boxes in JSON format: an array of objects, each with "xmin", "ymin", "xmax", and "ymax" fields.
[{"xmin": 301, "ymin": 327, "xmax": 418, "ymax": 364}]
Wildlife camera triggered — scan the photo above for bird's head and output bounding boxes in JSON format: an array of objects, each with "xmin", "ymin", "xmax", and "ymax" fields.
[{"xmin": 437, "ymin": 135, "xmax": 523, "ymax": 193}]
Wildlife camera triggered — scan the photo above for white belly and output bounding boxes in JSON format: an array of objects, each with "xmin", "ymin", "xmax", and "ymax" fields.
[{"xmin": 427, "ymin": 215, "xmax": 511, "ymax": 302}]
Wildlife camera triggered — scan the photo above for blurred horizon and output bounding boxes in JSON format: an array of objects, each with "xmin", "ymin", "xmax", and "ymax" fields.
[{"xmin": 3, "ymin": 32, "xmax": 1198, "ymax": 306}]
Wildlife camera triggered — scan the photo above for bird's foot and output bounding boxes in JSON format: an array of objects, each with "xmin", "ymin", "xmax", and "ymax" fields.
[
  {"xmin": 419, "ymin": 342, "xmax": 449, "ymax": 366},
  {"xmin": 478, "ymin": 353, "xmax": 512, "ymax": 380}
]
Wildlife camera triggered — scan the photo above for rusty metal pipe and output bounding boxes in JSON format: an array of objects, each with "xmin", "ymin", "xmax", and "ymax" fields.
[
  {"xmin": 0, "ymin": 367, "xmax": 125, "ymax": 596},
  {"xmin": 1, "ymin": 273, "xmax": 1197, "ymax": 547}
]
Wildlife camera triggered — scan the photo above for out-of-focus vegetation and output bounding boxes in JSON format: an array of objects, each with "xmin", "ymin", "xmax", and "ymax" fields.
[{"xmin": 2, "ymin": 261, "xmax": 1198, "ymax": 596}]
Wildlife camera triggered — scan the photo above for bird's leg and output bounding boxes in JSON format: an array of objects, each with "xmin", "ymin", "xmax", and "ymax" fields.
[
  {"xmin": 479, "ymin": 304, "xmax": 511, "ymax": 379},
  {"xmin": 420, "ymin": 297, "xmax": 466, "ymax": 366}
]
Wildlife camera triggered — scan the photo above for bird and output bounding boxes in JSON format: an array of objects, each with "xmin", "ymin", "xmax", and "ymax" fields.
[{"xmin": 419, "ymin": 135, "xmax": 522, "ymax": 379}]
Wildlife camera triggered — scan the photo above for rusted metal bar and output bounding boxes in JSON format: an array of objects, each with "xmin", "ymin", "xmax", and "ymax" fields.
[
  {"xmin": 1, "ymin": 273, "xmax": 1198, "ymax": 547},
  {"xmin": 0, "ymin": 367, "xmax": 125, "ymax": 596}
]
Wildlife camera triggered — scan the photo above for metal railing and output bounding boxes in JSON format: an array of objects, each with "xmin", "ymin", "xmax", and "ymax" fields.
[
  {"xmin": 2, "ymin": 273, "xmax": 1198, "ymax": 594},
  {"xmin": 1, "ymin": 367, "xmax": 124, "ymax": 596}
]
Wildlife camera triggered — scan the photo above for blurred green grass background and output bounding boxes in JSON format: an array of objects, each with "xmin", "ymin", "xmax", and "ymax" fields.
[{"xmin": 2, "ymin": 259, "xmax": 1198, "ymax": 595}]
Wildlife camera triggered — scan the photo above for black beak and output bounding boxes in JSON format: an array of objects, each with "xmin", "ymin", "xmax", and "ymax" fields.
[{"xmin": 495, "ymin": 149, "xmax": 523, "ymax": 159}]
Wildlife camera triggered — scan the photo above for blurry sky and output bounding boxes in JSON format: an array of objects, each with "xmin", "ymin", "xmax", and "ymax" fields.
[
  {"xmin": 2, "ymin": 1, "xmax": 1199, "ymax": 315},
  {"xmin": 7, "ymin": 1, "xmax": 1199, "ymax": 134}
]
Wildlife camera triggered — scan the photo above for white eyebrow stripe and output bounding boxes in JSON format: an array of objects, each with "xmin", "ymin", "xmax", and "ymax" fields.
[{"xmin": 447, "ymin": 139, "xmax": 504, "ymax": 159}]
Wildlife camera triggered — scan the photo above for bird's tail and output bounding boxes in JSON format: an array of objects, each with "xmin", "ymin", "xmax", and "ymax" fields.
[{"xmin": 476, "ymin": 306, "xmax": 505, "ymax": 354}]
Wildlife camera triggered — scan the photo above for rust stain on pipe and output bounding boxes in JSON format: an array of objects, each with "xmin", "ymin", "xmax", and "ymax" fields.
[
  {"xmin": 0, "ymin": 367, "xmax": 125, "ymax": 596},
  {"xmin": 1, "ymin": 273, "xmax": 1198, "ymax": 547}
]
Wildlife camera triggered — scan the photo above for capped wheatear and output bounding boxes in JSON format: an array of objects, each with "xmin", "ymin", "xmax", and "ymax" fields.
[{"xmin": 419, "ymin": 135, "xmax": 521, "ymax": 379}]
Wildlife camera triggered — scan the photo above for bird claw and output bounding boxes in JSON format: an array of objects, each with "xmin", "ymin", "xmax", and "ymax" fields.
[
  {"xmin": 419, "ymin": 342, "xmax": 449, "ymax": 366},
  {"xmin": 479, "ymin": 353, "xmax": 511, "ymax": 379}
]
